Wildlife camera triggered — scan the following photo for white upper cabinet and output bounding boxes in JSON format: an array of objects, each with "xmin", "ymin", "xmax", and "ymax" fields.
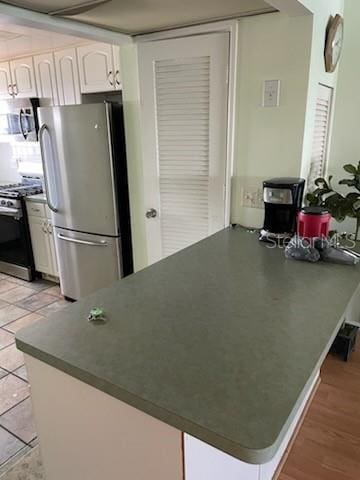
[
  {"xmin": 34, "ymin": 52, "xmax": 59, "ymax": 105},
  {"xmin": 10, "ymin": 56, "xmax": 37, "ymax": 98},
  {"xmin": 54, "ymin": 47, "xmax": 81, "ymax": 105},
  {"xmin": 77, "ymin": 43, "xmax": 122, "ymax": 93},
  {"xmin": 0, "ymin": 43, "xmax": 120, "ymax": 103},
  {"xmin": 77, "ymin": 43, "xmax": 114, "ymax": 93},
  {"xmin": 0, "ymin": 62, "xmax": 12, "ymax": 98}
]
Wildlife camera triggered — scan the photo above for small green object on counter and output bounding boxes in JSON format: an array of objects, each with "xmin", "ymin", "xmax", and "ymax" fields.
[{"xmin": 87, "ymin": 307, "xmax": 106, "ymax": 323}]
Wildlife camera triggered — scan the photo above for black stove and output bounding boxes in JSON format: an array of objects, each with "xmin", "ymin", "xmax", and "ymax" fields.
[{"xmin": 0, "ymin": 179, "xmax": 43, "ymax": 281}]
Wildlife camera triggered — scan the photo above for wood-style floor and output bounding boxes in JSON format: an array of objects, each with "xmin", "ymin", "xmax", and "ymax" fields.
[{"xmin": 279, "ymin": 344, "xmax": 360, "ymax": 480}]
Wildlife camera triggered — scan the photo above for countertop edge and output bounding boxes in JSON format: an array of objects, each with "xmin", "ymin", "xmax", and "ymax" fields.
[
  {"xmin": 16, "ymin": 337, "xmax": 278, "ymax": 465},
  {"xmin": 25, "ymin": 195, "xmax": 47, "ymax": 204}
]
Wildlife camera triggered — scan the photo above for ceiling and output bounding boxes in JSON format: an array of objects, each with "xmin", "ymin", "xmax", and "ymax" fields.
[
  {"xmin": 2, "ymin": 0, "xmax": 277, "ymax": 35},
  {"xmin": 0, "ymin": 23, "xmax": 84, "ymax": 60}
]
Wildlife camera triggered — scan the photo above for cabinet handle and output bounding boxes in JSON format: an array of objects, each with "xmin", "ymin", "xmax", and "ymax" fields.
[
  {"xmin": 47, "ymin": 223, "xmax": 53, "ymax": 234},
  {"xmin": 42, "ymin": 221, "xmax": 48, "ymax": 234},
  {"xmin": 7, "ymin": 84, "xmax": 13, "ymax": 96},
  {"xmin": 115, "ymin": 70, "xmax": 121, "ymax": 87},
  {"xmin": 12, "ymin": 84, "xmax": 18, "ymax": 96},
  {"xmin": 32, "ymin": 208, "xmax": 41, "ymax": 213},
  {"xmin": 107, "ymin": 70, "xmax": 114, "ymax": 87}
]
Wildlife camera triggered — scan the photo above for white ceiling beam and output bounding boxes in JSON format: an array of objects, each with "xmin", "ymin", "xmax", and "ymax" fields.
[
  {"xmin": 0, "ymin": 2, "xmax": 132, "ymax": 44},
  {"xmin": 265, "ymin": 0, "xmax": 313, "ymax": 16}
]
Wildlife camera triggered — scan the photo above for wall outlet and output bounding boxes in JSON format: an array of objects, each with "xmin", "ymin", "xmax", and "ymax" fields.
[
  {"xmin": 263, "ymin": 80, "xmax": 281, "ymax": 107},
  {"xmin": 241, "ymin": 186, "xmax": 263, "ymax": 209}
]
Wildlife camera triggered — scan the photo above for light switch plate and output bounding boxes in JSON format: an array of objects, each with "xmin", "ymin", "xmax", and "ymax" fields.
[{"xmin": 263, "ymin": 80, "xmax": 280, "ymax": 107}]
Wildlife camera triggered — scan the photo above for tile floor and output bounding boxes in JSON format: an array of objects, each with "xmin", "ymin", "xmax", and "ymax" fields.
[{"xmin": 0, "ymin": 273, "xmax": 70, "ymax": 471}]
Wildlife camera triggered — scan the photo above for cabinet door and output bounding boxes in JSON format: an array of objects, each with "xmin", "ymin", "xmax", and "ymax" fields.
[
  {"xmin": 112, "ymin": 45, "xmax": 122, "ymax": 90},
  {"xmin": 77, "ymin": 43, "xmax": 114, "ymax": 93},
  {"xmin": 28, "ymin": 216, "xmax": 53, "ymax": 275},
  {"xmin": 47, "ymin": 219, "xmax": 59, "ymax": 277},
  {"xmin": 54, "ymin": 48, "xmax": 81, "ymax": 105},
  {"xmin": 34, "ymin": 53, "xmax": 59, "ymax": 105},
  {"xmin": 10, "ymin": 56, "xmax": 37, "ymax": 98},
  {"xmin": 0, "ymin": 62, "xmax": 13, "ymax": 98}
]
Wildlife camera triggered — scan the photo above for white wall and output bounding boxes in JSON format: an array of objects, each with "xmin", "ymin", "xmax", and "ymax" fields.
[
  {"xmin": 231, "ymin": 12, "xmax": 312, "ymax": 227},
  {"xmin": 299, "ymin": 0, "xmax": 344, "ymax": 182},
  {"xmin": 326, "ymin": 0, "xmax": 359, "ymax": 234},
  {"xmin": 121, "ymin": 44, "xmax": 148, "ymax": 271},
  {"xmin": 0, "ymin": 142, "xmax": 20, "ymax": 183},
  {"xmin": 231, "ymin": 0, "xmax": 345, "ymax": 229}
]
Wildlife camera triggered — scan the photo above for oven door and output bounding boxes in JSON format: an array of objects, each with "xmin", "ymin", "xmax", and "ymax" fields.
[{"xmin": 0, "ymin": 209, "xmax": 35, "ymax": 280}]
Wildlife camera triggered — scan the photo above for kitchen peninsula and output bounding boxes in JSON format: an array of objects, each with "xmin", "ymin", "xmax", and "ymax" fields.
[{"xmin": 16, "ymin": 227, "xmax": 360, "ymax": 480}]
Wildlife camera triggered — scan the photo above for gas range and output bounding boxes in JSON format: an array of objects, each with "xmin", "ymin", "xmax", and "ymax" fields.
[
  {"xmin": 0, "ymin": 181, "xmax": 43, "ymax": 216},
  {"xmin": 0, "ymin": 179, "xmax": 43, "ymax": 281},
  {"xmin": 0, "ymin": 181, "xmax": 43, "ymax": 199}
]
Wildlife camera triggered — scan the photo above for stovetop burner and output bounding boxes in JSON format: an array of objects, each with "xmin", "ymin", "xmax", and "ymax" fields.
[{"xmin": 0, "ymin": 181, "xmax": 43, "ymax": 199}]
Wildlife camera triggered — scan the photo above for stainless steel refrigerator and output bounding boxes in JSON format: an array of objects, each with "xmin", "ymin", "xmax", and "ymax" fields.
[{"xmin": 38, "ymin": 103, "xmax": 133, "ymax": 300}]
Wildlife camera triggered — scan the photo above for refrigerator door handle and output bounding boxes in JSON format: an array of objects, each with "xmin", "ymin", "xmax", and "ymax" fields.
[
  {"xmin": 39, "ymin": 124, "xmax": 59, "ymax": 213},
  {"xmin": 57, "ymin": 233, "xmax": 108, "ymax": 247}
]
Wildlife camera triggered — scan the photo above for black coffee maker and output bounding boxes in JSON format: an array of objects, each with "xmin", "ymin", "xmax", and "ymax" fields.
[{"xmin": 259, "ymin": 177, "xmax": 305, "ymax": 242}]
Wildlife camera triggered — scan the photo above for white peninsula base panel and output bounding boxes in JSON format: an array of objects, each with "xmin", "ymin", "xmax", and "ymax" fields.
[
  {"xmin": 25, "ymin": 354, "xmax": 319, "ymax": 480},
  {"xmin": 25, "ymin": 355, "xmax": 183, "ymax": 480}
]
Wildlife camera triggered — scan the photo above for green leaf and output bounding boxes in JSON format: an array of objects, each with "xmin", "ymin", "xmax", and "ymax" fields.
[
  {"xmin": 343, "ymin": 164, "xmax": 358, "ymax": 175},
  {"xmin": 354, "ymin": 200, "xmax": 360, "ymax": 210},
  {"xmin": 339, "ymin": 179, "xmax": 356, "ymax": 187},
  {"xmin": 306, "ymin": 193, "xmax": 321, "ymax": 207},
  {"xmin": 346, "ymin": 192, "xmax": 360, "ymax": 200}
]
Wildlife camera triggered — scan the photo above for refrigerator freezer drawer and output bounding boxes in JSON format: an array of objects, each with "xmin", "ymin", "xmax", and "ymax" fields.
[{"xmin": 55, "ymin": 228, "xmax": 122, "ymax": 300}]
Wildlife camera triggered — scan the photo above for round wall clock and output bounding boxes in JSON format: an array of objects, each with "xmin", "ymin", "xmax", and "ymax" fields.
[{"xmin": 324, "ymin": 14, "xmax": 344, "ymax": 73}]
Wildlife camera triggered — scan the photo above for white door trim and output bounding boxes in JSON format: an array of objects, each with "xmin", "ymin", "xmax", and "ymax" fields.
[{"xmin": 135, "ymin": 20, "xmax": 239, "ymax": 228}]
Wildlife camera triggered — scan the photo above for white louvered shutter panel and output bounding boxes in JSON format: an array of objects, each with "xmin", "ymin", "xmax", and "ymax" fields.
[
  {"xmin": 139, "ymin": 33, "xmax": 229, "ymax": 265},
  {"xmin": 308, "ymin": 84, "xmax": 333, "ymax": 189},
  {"xmin": 155, "ymin": 57, "xmax": 211, "ymax": 258}
]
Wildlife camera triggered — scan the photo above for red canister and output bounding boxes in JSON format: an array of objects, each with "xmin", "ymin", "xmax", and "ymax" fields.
[{"xmin": 297, "ymin": 207, "xmax": 332, "ymax": 238}]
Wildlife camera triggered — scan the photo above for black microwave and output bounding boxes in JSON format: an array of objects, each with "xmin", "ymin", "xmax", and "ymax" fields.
[{"xmin": 0, "ymin": 98, "xmax": 40, "ymax": 141}]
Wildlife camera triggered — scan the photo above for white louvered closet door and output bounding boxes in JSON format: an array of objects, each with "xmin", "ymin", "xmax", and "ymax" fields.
[
  {"xmin": 139, "ymin": 33, "xmax": 229, "ymax": 264},
  {"xmin": 308, "ymin": 84, "xmax": 333, "ymax": 190}
]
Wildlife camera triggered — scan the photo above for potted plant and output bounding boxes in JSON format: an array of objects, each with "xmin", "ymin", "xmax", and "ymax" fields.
[{"xmin": 306, "ymin": 162, "xmax": 360, "ymax": 240}]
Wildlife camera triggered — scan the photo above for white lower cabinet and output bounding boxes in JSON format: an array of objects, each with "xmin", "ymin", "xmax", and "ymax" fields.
[
  {"xmin": 27, "ymin": 201, "xmax": 59, "ymax": 278},
  {"xmin": 47, "ymin": 221, "xmax": 59, "ymax": 277},
  {"xmin": 184, "ymin": 435, "xmax": 259, "ymax": 480}
]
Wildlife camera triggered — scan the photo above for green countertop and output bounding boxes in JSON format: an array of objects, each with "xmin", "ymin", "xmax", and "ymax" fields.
[
  {"xmin": 16, "ymin": 227, "xmax": 360, "ymax": 464},
  {"xmin": 25, "ymin": 193, "xmax": 47, "ymax": 204}
]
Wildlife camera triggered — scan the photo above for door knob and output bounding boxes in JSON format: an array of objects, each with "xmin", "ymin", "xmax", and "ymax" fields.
[{"xmin": 146, "ymin": 208, "xmax": 157, "ymax": 218}]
